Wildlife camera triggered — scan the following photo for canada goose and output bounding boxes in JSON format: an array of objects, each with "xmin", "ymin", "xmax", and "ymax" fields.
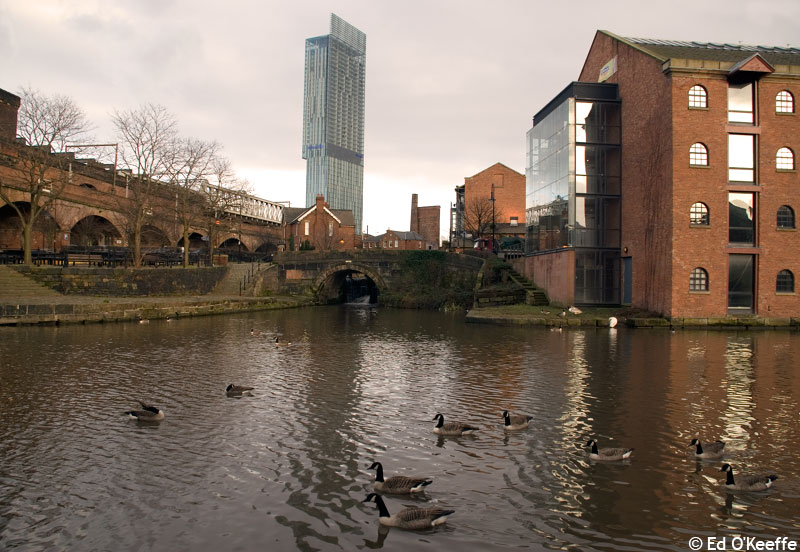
[
  {"xmin": 274, "ymin": 336, "xmax": 291, "ymax": 347},
  {"xmin": 138, "ymin": 317, "xmax": 150, "ymax": 324},
  {"xmin": 719, "ymin": 464, "xmax": 777, "ymax": 491},
  {"xmin": 367, "ymin": 462, "xmax": 432, "ymax": 494},
  {"xmin": 250, "ymin": 328, "xmax": 262, "ymax": 336},
  {"xmin": 225, "ymin": 384, "xmax": 254, "ymax": 396},
  {"xmin": 502, "ymin": 410, "xmax": 532, "ymax": 431},
  {"xmin": 125, "ymin": 401, "xmax": 164, "ymax": 422},
  {"xmin": 688, "ymin": 438, "xmax": 725, "ymax": 460},
  {"xmin": 363, "ymin": 493, "xmax": 454, "ymax": 529},
  {"xmin": 432, "ymin": 413, "xmax": 478, "ymax": 436},
  {"xmin": 585, "ymin": 439, "xmax": 633, "ymax": 461},
  {"xmin": 609, "ymin": 316, "xmax": 618, "ymax": 328}
]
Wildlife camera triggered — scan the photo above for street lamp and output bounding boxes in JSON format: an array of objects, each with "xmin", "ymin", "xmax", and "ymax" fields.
[{"xmin": 490, "ymin": 183, "xmax": 496, "ymax": 254}]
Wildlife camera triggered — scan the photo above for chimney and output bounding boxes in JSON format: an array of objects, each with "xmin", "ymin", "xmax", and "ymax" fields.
[
  {"xmin": 410, "ymin": 193, "xmax": 419, "ymax": 232},
  {"xmin": 0, "ymin": 88, "xmax": 21, "ymax": 142},
  {"xmin": 315, "ymin": 194, "xmax": 326, "ymax": 209}
]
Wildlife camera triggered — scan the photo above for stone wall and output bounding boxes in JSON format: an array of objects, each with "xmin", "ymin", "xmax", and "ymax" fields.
[{"xmin": 14, "ymin": 266, "xmax": 227, "ymax": 296}]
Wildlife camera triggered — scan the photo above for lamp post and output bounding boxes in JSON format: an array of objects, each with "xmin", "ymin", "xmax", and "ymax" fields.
[{"xmin": 490, "ymin": 183, "xmax": 496, "ymax": 254}]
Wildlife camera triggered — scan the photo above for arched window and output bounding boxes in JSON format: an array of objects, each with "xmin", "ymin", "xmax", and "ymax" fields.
[
  {"xmin": 777, "ymin": 205, "xmax": 795, "ymax": 229},
  {"xmin": 689, "ymin": 85, "xmax": 708, "ymax": 108},
  {"xmin": 690, "ymin": 202, "xmax": 710, "ymax": 226},
  {"xmin": 776, "ymin": 147, "xmax": 795, "ymax": 170},
  {"xmin": 776, "ymin": 270, "xmax": 794, "ymax": 293},
  {"xmin": 690, "ymin": 268, "xmax": 709, "ymax": 291},
  {"xmin": 689, "ymin": 143, "xmax": 708, "ymax": 166},
  {"xmin": 776, "ymin": 91, "xmax": 795, "ymax": 114}
]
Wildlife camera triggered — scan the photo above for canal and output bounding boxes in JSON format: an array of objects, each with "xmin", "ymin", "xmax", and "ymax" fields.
[{"xmin": 1, "ymin": 307, "xmax": 798, "ymax": 551}]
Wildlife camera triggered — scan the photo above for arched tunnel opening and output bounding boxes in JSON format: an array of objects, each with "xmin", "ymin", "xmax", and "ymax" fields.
[{"xmin": 320, "ymin": 269, "xmax": 379, "ymax": 304}]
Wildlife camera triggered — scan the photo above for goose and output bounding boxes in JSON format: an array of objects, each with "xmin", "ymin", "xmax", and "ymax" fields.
[
  {"xmin": 719, "ymin": 464, "xmax": 777, "ymax": 491},
  {"xmin": 138, "ymin": 317, "xmax": 150, "ymax": 324},
  {"xmin": 250, "ymin": 328, "xmax": 262, "ymax": 336},
  {"xmin": 585, "ymin": 439, "xmax": 633, "ymax": 461},
  {"xmin": 226, "ymin": 384, "xmax": 254, "ymax": 396},
  {"xmin": 125, "ymin": 401, "xmax": 164, "ymax": 422},
  {"xmin": 367, "ymin": 462, "xmax": 432, "ymax": 494},
  {"xmin": 274, "ymin": 336, "xmax": 292, "ymax": 347},
  {"xmin": 502, "ymin": 410, "xmax": 532, "ymax": 431},
  {"xmin": 609, "ymin": 316, "xmax": 618, "ymax": 328},
  {"xmin": 688, "ymin": 438, "xmax": 725, "ymax": 460},
  {"xmin": 432, "ymin": 413, "xmax": 478, "ymax": 436},
  {"xmin": 363, "ymin": 493, "xmax": 454, "ymax": 529}
]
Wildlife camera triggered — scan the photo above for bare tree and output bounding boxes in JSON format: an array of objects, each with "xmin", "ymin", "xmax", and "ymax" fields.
[
  {"xmin": 464, "ymin": 197, "xmax": 503, "ymax": 244},
  {"xmin": 0, "ymin": 87, "xmax": 90, "ymax": 264},
  {"xmin": 165, "ymin": 137, "xmax": 220, "ymax": 266},
  {"xmin": 197, "ymin": 156, "xmax": 250, "ymax": 266},
  {"xmin": 111, "ymin": 104, "xmax": 178, "ymax": 267}
]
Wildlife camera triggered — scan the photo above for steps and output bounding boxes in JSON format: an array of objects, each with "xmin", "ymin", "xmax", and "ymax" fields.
[
  {"xmin": 207, "ymin": 262, "xmax": 264, "ymax": 296},
  {"xmin": 506, "ymin": 267, "xmax": 549, "ymax": 306},
  {"xmin": 0, "ymin": 265, "xmax": 63, "ymax": 299}
]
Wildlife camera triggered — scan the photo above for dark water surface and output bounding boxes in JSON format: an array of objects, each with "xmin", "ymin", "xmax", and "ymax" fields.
[{"xmin": 1, "ymin": 307, "xmax": 798, "ymax": 551}]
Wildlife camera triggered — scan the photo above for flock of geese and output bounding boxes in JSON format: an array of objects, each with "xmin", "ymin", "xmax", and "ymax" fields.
[{"xmin": 124, "ymin": 386, "xmax": 780, "ymax": 532}]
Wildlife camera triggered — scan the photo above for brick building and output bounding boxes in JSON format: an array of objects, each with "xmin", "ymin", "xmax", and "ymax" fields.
[
  {"xmin": 521, "ymin": 31, "xmax": 800, "ymax": 318},
  {"xmin": 376, "ymin": 229, "xmax": 425, "ymax": 250},
  {"xmin": 451, "ymin": 162, "xmax": 526, "ymax": 250},
  {"xmin": 283, "ymin": 194, "xmax": 356, "ymax": 251},
  {"xmin": 409, "ymin": 193, "xmax": 440, "ymax": 249}
]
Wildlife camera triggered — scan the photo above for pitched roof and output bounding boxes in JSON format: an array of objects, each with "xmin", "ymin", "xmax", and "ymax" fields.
[
  {"xmin": 283, "ymin": 205, "xmax": 355, "ymax": 227},
  {"xmin": 379, "ymin": 230, "xmax": 424, "ymax": 241},
  {"xmin": 602, "ymin": 31, "xmax": 800, "ymax": 70},
  {"xmin": 466, "ymin": 162, "xmax": 524, "ymax": 180}
]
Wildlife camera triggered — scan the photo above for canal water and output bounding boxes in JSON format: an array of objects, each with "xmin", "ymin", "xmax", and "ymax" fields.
[{"xmin": 1, "ymin": 307, "xmax": 798, "ymax": 551}]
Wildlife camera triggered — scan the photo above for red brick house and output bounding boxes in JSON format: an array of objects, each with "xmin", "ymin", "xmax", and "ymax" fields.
[
  {"xmin": 376, "ymin": 229, "xmax": 425, "ymax": 250},
  {"xmin": 520, "ymin": 31, "xmax": 800, "ymax": 318},
  {"xmin": 284, "ymin": 194, "xmax": 355, "ymax": 251}
]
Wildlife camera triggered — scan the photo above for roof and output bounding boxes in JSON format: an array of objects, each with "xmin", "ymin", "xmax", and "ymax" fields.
[
  {"xmin": 601, "ymin": 31, "xmax": 800, "ymax": 70},
  {"xmin": 465, "ymin": 162, "xmax": 523, "ymax": 180},
  {"xmin": 379, "ymin": 230, "xmax": 424, "ymax": 241},
  {"xmin": 283, "ymin": 205, "xmax": 355, "ymax": 227}
]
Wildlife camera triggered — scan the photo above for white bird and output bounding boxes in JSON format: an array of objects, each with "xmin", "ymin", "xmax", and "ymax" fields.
[
  {"xmin": 609, "ymin": 316, "xmax": 618, "ymax": 328},
  {"xmin": 568, "ymin": 306, "xmax": 582, "ymax": 315},
  {"xmin": 720, "ymin": 464, "xmax": 777, "ymax": 491},
  {"xmin": 363, "ymin": 493, "xmax": 454, "ymax": 529},
  {"xmin": 586, "ymin": 439, "xmax": 633, "ymax": 461}
]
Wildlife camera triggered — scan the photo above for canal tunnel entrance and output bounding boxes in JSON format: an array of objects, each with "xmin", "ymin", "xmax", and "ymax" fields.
[{"xmin": 316, "ymin": 268, "xmax": 380, "ymax": 304}]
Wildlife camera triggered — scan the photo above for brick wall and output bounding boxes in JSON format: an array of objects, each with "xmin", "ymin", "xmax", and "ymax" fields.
[{"xmin": 464, "ymin": 162, "xmax": 526, "ymax": 224}]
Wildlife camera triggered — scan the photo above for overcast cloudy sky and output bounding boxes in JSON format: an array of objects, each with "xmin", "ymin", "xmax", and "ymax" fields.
[{"xmin": 2, "ymin": 0, "xmax": 798, "ymax": 239}]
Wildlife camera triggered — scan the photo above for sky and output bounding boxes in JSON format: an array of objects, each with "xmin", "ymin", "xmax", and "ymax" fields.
[{"xmin": 2, "ymin": 0, "xmax": 799, "ymax": 241}]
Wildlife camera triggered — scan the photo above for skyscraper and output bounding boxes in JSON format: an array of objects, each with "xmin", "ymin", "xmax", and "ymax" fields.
[{"xmin": 302, "ymin": 14, "xmax": 366, "ymax": 234}]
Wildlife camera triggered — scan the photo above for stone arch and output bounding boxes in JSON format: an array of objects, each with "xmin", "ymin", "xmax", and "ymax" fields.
[
  {"xmin": 141, "ymin": 224, "xmax": 171, "ymax": 247},
  {"xmin": 219, "ymin": 237, "xmax": 248, "ymax": 251},
  {"xmin": 312, "ymin": 262, "xmax": 387, "ymax": 304},
  {"xmin": 255, "ymin": 241, "xmax": 278, "ymax": 254},
  {"xmin": 0, "ymin": 202, "xmax": 61, "ymax": 249},
  {"xmin": 177, "ymin": 232, "xmax": 205, "ymax": 250},
  {"xmin": 70, "ymin": 215, "xmax": 123, "ymax": 246}
]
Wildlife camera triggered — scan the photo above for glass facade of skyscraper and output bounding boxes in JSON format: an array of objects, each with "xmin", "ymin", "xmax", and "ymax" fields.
[
  {"xmin": 302, "ymin": 14, "xmax": 366, "ymax": 233},
  {"xmin": 525, "ymin": 82, "xmax": 621, "ymax": 304}
]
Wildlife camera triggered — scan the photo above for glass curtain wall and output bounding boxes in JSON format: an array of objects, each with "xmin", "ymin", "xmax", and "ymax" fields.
[{"xmin": 525, "ymin": 83, "xmax": 621, "ymax": 304}]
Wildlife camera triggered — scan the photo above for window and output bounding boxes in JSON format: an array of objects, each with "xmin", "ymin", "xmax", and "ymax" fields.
[
  {"xmin": 690, "ymin": 268, "xmax": 709, "ymax": 291},
  {"xmin": 328, "ymin": 221, "xmax": 333, "ymax": 237},
  {"xmin": 776, "ymin": 91, "xmax": 794, "ymax": 113},
  {"xmin": 690, "ymin": 202, "xmax": 710, "ymax": 226},
  {"xmin": 728, "ymin": 82, "xmax": 754, "ymax": 123},
  {"xmin": 689, "ymin": 85, "xmax": 708, "ymax": 108},
  {"xmin": 729, "ymin": 134, "xmax": 755, "ymax": 182},
  {"xmin": 777, "ymin": 270, "xmax": 794, "ymax": 293},
  {"xmin": 690, "ymin": 143, "xmax": 708, "ymax": 166},
  {"xmin": 729, "ymin": 192, "xmax": 755, "ymax": 245},
  {"xmin": 304, "ymin": 221, "xmax": 309, "ymax": 236},
  {"xmin": 729, "ymin": 255, "xmax": 755, "ymax": 310},
  {"xmin": 776, "ymin": 147, "xmax": 795, "ymax": 170},
  {"xmin": 777, "ymin": 205, "xmax": 795, "ymax": 229}
]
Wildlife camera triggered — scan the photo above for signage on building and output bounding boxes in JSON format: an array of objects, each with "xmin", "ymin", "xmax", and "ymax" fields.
[{"xmin": 598, "ymin": 56, "xmax": 617, "ymax": 82}]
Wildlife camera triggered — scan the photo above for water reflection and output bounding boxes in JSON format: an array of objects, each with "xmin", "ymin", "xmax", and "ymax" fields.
[{"xmin": 0, "ymin": 312, "xmax": 799, "ymax": 551}]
